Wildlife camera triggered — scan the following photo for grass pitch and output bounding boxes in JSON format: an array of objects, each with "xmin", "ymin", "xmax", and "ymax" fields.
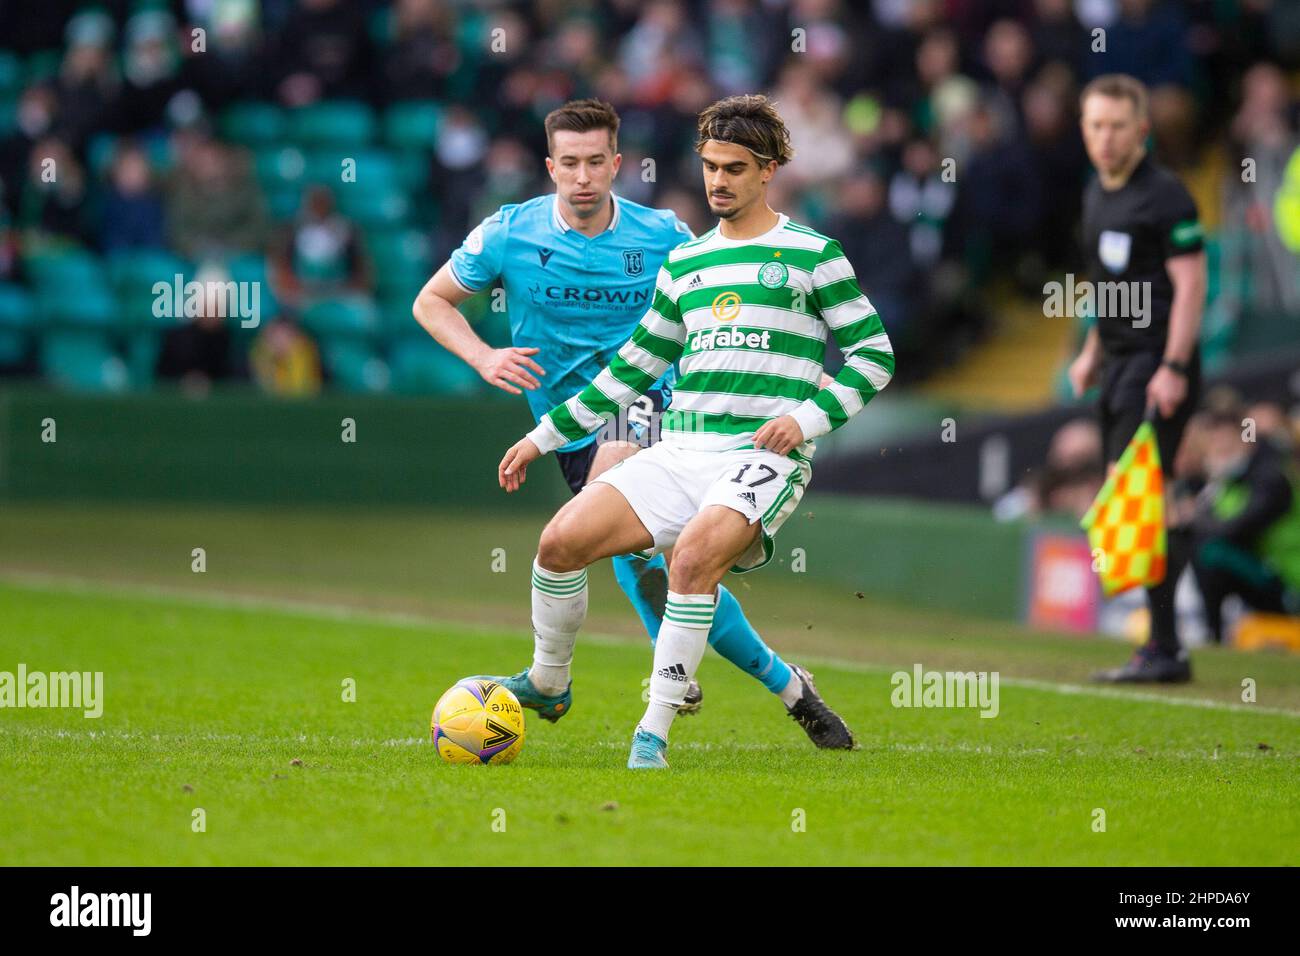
[{"xmin": 1, "ymin": 502, "xmax": 1297, "ymax": 866}]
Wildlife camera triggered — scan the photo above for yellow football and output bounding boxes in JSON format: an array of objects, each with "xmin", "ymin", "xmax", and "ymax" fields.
[{"xmin": 431, "ymin": 678, "xmax": 525, "ymax": 765}]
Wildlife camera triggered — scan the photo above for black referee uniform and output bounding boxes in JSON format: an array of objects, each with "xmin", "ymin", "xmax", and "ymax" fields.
[{"xmin": 1082, "ymin": 152, "xmax": 1204, "ymax": 666}]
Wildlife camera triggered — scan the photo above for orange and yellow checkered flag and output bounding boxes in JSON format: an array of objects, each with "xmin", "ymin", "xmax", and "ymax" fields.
[{"xmin": 1080, "ymin": 420, "xmax": 1167, "ymax": 596}]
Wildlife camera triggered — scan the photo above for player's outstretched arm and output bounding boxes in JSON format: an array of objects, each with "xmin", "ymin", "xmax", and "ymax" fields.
[{"xmin": 413, "ymin": 263, "xmax": 546, "ymax": 395}]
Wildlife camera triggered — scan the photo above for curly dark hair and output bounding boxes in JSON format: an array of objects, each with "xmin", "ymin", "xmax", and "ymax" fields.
[{"xmin": 695, "ymin": 94, "xmax": 794, "ymax": 167}]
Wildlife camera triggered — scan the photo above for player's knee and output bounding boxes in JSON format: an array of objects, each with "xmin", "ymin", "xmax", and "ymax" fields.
[
  {"xmin": 665, "ymin": 544, "xmax": 720, "ymax": 595},
  {"xmin": 537, "ymin": 517, "xmax": 586, "ymax": 573}
]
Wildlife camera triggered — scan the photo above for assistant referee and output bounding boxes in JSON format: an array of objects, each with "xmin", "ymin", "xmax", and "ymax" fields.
[{"xmin": 1067, "ymin": 74, "xmax": 1208, "ymax": 683}]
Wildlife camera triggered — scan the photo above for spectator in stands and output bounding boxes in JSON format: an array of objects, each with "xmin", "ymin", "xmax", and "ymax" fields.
[
  {"xmin": 54, "ymin": 9, "xmax": 118, "ymax": 150},
  {"xmin": 994, "ymin": 418, "xmax": 1106, "ymax": 522},
  {"xmin": 772, "ymin": 59, "xmax": 855, "ymax": 187},
  {"xmin": 18, "ymin": 137, "xmax": 92, "ymax": 247},
  {"xmin": 432, "ymin": 106, "xmax": 490, "ymax": 239},
  {"xmin": 1187, "ymin": 402, "xmax": 1300, "ymax": 643},
  {"xmin": 165, "ymin": 131, "xmax": 268, "ymax": 261},
  {"xmin": 1029, "ymin": 0, "xmax": 1085, "ymax": 77},
  {"xmin": 1223, "ymin": 62, "xmax": 1300, "ymax": 313},
  {"xmin": 156, "ymin": 263, "xmax": 236, "ymax": 393},
  {"xmin": 617, "ymin": 0, "xmax": 704, "ymax": 102},
  {"xmin": 824, "ymin": 167, "xmax": 916, "ymax": 338},
  {"xmin": 905, "ymin": 26, "xmax": 962, "ymax": 137},
  {"xmin": 381, "ymin": 0, "xmax": 460, "ymax": 102},
  {"xmin": 956, "ymin": 100, "xmax": 1043, "ymax": 284},
  {"xmin": 888, "ymin": 137, "xmax": 955, "ymax": 268},
  {"xmin": 0, "ymin": 83, "xmax": 59, "ymax": 220},
  {"xmin": 703, "ymin": 0, "xmax": 771, "ymax": 96},
  {"xmin": 1082, "ymin": 0, "xmax": 1194, "ymax": 90},
  {"xmin": 981, "ymin": 19, "xmax": 1035, "ymax": 135},
  {"xmin": 99, "ymin": 140, "xmax": 165, "ymax": 253},
  {"xmin": 181, "ymin": 0, "xmax": 265, "ymax": 110},
  {"xmin": 250, "ymin": 317, "xmax": 322, "ymax": 397},
  {"xmin": 1022, "ymin": 66, "xmax": 1088, "ymax": 270},
  {"xmin": 272, "ymin": 0, "xmax": 374, "ymax": 107},
  {"xmin": 115, "ymin": 9, "xmax": 184, "ymax": 133},
  {"xmin": 270, "ymin": 185, "xmax": 370, "ymax": 311}
]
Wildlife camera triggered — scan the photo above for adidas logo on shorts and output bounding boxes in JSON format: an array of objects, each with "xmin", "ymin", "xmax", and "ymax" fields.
[
  {"xmin": 738, "ymin": 491, "xmax": 757, "ymax": 507},
  {"xmin": 657, "ymin": 663, "xmax": 688, "ymax": 682}
]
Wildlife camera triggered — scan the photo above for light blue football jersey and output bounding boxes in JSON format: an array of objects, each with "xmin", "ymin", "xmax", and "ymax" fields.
[{"xmin": 449, "ymin": 193, "xmax": 691, "ymax": 451}]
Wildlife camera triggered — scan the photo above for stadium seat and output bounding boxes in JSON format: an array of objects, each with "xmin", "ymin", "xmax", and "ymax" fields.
[
  {"xmin": 368, "ymin": 228, "xmax": 433, "ymax": 299},
  {"xmin": 0, "ymin": 283, "xmax": 36, "ymax": 329},
  {"xmin": 0, "ymin": 329, "xmax": 27, "ymax": 366},
  {"xmin": 301, "ymin": 296, "xmax": 379, "ymax": 338},
  {"xmin": 0, "ymin": 281, "xmax": 34, "ymax": 364},
  {"xmin": 334, "ymin": 184, "xmax": 410, "ymax": 228},
  {"xmin": 36, "ymin": 285, "xmax": 119, "ymax": 328},
  {"xmin": 378, "ymin": 298, "xmax": 421, "ymax": 340},
  {"xmin": 376, "ymin": 285, "xmax": 427, "ymax": 331},
  {"xmin": 474, "ymin": 308, "xmax": 513, "ymax": 350},
  {"xmin": 87, "ymin": 133, "xmax": 118, "ymax": 178},
  {"xmin": 39, "ymin": 330, "xmax": 129, "ymax": 392},
  {"xmin": 383, "ymin": 101, "xmax": 442, "ymax": 151},
  {"xmin": 288, "ymin": 100, "xmax": 376, "ymax": 148},
  {"xmin": 265, "ymin": 183, "xmax": 305, "ymax": 221},
  {"xmin": 306, "ymin": 147, "xmax": 398, "ymax": 188},
  {"xmin": 322, "ymin": 339, "xmax": 390, "ymax": 393},
  {"xmin": 393, "ymin": 151, "xmax": 430, "ymax": 193},
  {"xmin": 107, "ymin": 249, "xmax": 192, "ymax": 328},
  {"xmin": 123, "ymin": 330, "xmax": 160, "ymax": 388},
  {"xmin": 220, "ymin": 102, "xmax": 286, "ymax": 146},
  {"xmin": 0, "ymin": 51, "xmax": 22, "ymax": 93},
  {"xmin": 24, "ymin": 49, "xmax": 60, "ymax": 84},
  {"xmin": 86, "ymin": 132, "xmax": 172, "ymax": 178},
  {"xmin": 365, "ymin": 226, "xmax": 433, "ymax": 268},
  {"xmin": 226, "ymin": 253, "xmax": 281, "ymax": 322},
  {"xmin": 24, "ymin": 247, "xmax": 108, "ymax": 291},
  {"xmin": 387, "ymin": 336, "xmax": 483, "ymax": 396},
  {"xmin": 254, "ymin": 145, "xmax": 308, "ymax": 189}
]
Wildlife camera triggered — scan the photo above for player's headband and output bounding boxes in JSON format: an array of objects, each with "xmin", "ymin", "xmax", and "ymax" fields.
[{"xmin": 697, "ymin": 137, "xmax": 775, "ymax": 164}]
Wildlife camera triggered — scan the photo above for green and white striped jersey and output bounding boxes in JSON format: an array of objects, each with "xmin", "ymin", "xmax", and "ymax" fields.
[{"xmin": 525, "ymin": 213, "xmax": 894, "ymax": 456}]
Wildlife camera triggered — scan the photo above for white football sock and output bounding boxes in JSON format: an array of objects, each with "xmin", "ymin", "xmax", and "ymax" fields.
[
  {"xmin": 528, "ymin": 557, "xmax": 588, "ymax": 697},
  {"xmin": 778, "ymin": 669, "xmax": 804, "ymax": 708},
  {"xmin": 638, "ymin": 591, "xmax": 714, "ymax": 742}
]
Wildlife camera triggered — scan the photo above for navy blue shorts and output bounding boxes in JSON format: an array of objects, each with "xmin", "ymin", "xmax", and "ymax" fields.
[{"xmin": 553, "ymin": 385, "xmax": 671, "ymax": 496}]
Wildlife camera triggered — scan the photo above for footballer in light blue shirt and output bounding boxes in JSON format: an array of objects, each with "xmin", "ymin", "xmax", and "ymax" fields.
[
  {"xmin": 448, "ymin": 189, "xmax": 687, "ymax": 463},
  {"xmin": 414, "ymin": 99, "xmax": 813, "ymax": 737}
]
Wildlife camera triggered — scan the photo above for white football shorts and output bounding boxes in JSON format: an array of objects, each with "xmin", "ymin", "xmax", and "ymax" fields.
[{"xmin": 589, "ymin": 441, "xmax": 812, "ymax": 572}]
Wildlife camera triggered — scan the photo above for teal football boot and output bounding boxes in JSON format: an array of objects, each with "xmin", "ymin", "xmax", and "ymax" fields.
[
  {"xmin": 474, "ymin": 668, "xmax": 572, "ymax": 723},
  {"xmin": 626, "ymin": 729, "xmax": 669, "ymax": 769}
]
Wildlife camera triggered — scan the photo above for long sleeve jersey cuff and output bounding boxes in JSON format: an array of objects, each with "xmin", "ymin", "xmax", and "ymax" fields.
[
  {"xmin": 790, "ymin": 400, "xmax": 832, "ymax": 443},
  {"xmin": 525, "ymin": 417, "xmax": 569, "ymax": 455}
]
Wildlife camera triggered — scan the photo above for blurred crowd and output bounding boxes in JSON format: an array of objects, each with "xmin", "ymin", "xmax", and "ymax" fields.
[{"xmin": 1, "ymin": 0, "xmax": 1300, "ymax": 394}]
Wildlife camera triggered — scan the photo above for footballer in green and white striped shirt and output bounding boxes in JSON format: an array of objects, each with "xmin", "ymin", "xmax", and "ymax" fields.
[
  {"xmin": 526, "ymin": 212, "xmax": 893, "ymax": 456},
  {"xmin": 497, "ymin": 94, "xmax": 889, "ymax": 768}
]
